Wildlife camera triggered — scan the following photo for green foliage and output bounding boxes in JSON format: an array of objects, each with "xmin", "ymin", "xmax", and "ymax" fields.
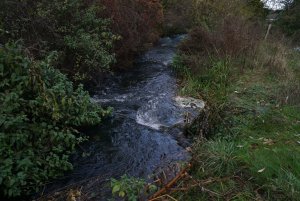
[
  {"xmin": 111, "ymin": 175, "xmax": 150, "ymax": 201},
  {"xmin": 0, "ymin": 42, "xmax": 109, "ymax": 197},
  {"xmin": 0, "ymin": 0, "xmax": 117, "ymax": 82},
  {"xmin": 173, "ymin": 55, "xmax": 231, "ymax": 103},
  {"xmin": 193, "ymin": 140, "xmax": 239, "ymax": 177},
  {"xmin": 234, "ymin": 102, "xmax": 300, "ymax": 200},
  {"xmin": 172, "ymin": 55, "xmax": 190, "ymax": 77}
]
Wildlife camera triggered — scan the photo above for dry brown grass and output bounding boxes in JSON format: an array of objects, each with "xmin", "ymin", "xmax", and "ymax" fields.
[
  {"xmin": 255, "ymin": 39, "xmax": 291, "ymax": 78},
  {"xmin": 178, "ymin": 16, "xmax": 264, "ymax": 75}
]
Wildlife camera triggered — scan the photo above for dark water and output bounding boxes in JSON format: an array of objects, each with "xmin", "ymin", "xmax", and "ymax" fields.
[{"xmin": 43, "ymin": 35, "xmax": 192, "ymax": 200}]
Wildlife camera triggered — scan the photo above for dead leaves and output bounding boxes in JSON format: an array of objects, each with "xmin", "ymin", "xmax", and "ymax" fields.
[{"xmin": 67, "ymin": 189, "xmax": 81, "ymax": 201}]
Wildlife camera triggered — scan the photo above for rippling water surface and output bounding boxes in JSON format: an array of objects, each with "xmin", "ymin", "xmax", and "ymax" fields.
[{"xmin": 45, "ymin": 35, "xmax": 192, "ymax": 200}]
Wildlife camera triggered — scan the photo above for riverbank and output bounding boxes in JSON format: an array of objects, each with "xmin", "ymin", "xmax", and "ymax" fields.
[
  {"xmin": 169, "ymin": 39, "xmax": 300, "ymax": 200},
  {"xmin": 33, "ymin": 35, "xmax": 198, "ymax": 201}
]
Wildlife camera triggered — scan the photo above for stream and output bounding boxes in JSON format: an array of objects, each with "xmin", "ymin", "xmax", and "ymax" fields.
[{"xmin": 44, "ymin": 35, "xmax": 204, "ymax": 200}]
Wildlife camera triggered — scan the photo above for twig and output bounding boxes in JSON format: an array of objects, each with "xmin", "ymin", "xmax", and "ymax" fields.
[
  {"xmin": 197, "ymin": 185, "xmax": 220, "ymax": 197},
  {"xmin": 165, "ymin": 194, "xmax": 178, "ymax": 201},
  {"xmin": 149, "ymin": 194, "xmax": 178, "ymax": 201},
  {"xmin": 150, "ymin": 163, "xmax": 192, "ymax": 199}
]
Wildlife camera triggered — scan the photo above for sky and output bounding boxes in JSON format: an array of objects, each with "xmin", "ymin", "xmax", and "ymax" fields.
[{"xmin": 262, "ymin": 0, "xmax": 289, "ymax": 10}]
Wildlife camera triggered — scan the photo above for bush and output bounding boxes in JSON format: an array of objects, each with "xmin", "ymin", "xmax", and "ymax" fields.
[
  {"xmin": 0, "ymin": 0, "xmax": 117, "ymax": 83},
  {"xmin": 0, "ymin": 0, "xmax": 165, "ymax": 77},
  {"xmin": 99, "ymin": 0, "xmax": 163, "ymax": 67},
  {"xmin": 160, "ymin": 0, "xmax": 266, "ymax": 35},
  {"xmin": 111, "ymin": 175, "xmax": 147, "ymax": 201},
  {"xmin": 161, "ymin": 0, "xmax": 194, "ymax": 35},
  {"xmin": 0, "ymin": 42, "xmax": 109, "ymax": 197},
  {"xmin": 175, "ymin": 0, "xmax": 267, "ymax": 29}
]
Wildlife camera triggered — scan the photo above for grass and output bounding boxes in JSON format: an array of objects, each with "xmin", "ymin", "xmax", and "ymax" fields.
[{"xmin": 171, "ymin": 48, "xmax": 300, "ymax": 200}]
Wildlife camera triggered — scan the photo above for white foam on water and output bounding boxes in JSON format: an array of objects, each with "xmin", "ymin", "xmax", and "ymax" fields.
[
  {"xmin": 136, "ymin": 112, "xmax": 163, "ymax": 130},
  {"xmin": 136, "ymin": 98, "xmax": 163, "ymax": 130},
  {"xmin": 163, "ymin": 59, "xmax": 173, "ymax": 66},
  {"xmin": 92, "ymin": 93, "xmax": 133, "ymax": 104}
]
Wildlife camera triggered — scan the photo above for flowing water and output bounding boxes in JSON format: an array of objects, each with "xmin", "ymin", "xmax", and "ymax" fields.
[{"xmin": 44, "ymin": 35, "xmax": 198, "ymax": 200}]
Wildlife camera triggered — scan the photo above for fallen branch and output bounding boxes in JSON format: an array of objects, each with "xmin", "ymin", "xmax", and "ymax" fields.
[{"xmin": 149, "ymin": 163, "xmax": 192, "ymax": 200}]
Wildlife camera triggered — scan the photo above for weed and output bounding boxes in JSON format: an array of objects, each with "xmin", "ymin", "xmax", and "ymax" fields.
[{"xmin": 111, "ymin": 175, "xmax": 157, "ymax": 201}]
